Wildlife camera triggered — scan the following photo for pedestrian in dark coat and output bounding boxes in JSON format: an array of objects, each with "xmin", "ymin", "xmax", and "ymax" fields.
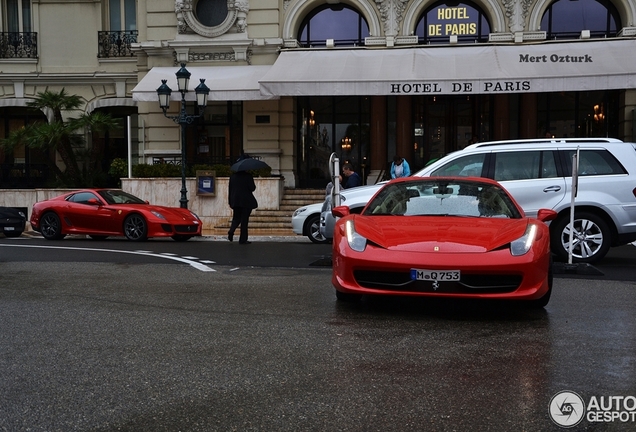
[{"xmin": 228, "ymin": 171, "xmax": 258, "ymax": 244}]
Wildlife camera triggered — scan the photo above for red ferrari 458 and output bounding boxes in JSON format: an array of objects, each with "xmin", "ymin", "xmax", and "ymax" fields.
[
  {"xmin": 332, "ymin": 177, "xmax": 557, "ymax": 307},
  {"xmin": 30, "ymin": 189, "xmax": 202, "ymax": 242}
]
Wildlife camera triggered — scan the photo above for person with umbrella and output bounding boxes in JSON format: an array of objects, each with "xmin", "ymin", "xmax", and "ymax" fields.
[{"xmin": 227, "ymin": 155, "xmax": 269, "ymax": 244}]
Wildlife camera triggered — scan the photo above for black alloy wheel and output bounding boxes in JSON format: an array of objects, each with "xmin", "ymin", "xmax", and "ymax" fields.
[
  {"xmin": 123, "ymin": 214, "xmax": 148, "ymax": 241},
  {"xmin": 40, "ymin": 212, "xmax": 65, "ymax": 240}
]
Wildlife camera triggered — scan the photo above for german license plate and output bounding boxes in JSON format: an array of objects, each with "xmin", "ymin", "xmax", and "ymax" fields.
[
  {"xmin": 411, "ymin": 269, "xmax": 460, "ymax": 281},
  {"xmin": 3, "ymin": 227, "xmax": 15, "ymax": 231}
]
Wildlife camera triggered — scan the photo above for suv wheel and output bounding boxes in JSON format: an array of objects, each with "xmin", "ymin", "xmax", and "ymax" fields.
[
  {"xmin": 305, "ymin": 213, "xmax": 328, "ymax": 244},
  {"xmin": 551, "ymin": 211, "xmax": 611, "ymax": 263}
]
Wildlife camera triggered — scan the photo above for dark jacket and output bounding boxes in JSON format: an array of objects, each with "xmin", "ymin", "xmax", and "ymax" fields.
[
  {"xmin": 343, "ymin": 172, "xmax": 362, "ymax": 189},
  {"xmin": 229, "ymin": 171, "xmax": 258, "ymax": 209}
]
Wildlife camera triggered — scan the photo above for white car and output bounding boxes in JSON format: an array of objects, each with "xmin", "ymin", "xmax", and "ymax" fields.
[
  {"xmin": 321, "ymin": 137, "xmax": 636, "ymax": 263},
  {"xmin": 292, "ymin": 203, "xmax": 328, "ymax": 243}
]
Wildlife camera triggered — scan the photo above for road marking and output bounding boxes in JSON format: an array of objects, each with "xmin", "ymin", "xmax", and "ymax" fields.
[{"xmin": 0, "ymin": 243, "xmax": 216, "ymax": 272}]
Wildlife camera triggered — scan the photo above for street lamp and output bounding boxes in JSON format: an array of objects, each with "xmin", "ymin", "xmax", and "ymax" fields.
[{"xmin": 156, "ymin": 63, "xmax": 210, "ymax": 208}]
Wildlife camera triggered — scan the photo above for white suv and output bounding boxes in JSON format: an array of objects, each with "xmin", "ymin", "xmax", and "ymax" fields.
[{"xmin": 320, "ymin": 138, "xmax": 636, "ymax": 263}]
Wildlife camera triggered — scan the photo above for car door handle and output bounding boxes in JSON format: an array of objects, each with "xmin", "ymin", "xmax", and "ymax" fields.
[{"xmin": 543, "ymin": 185, "xmax": 562, "ymax": 192}]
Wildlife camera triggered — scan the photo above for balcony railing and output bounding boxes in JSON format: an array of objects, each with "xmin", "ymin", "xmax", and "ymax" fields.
[
  {"xmin": 97, "ymin": 30, "xmax": 138, "ymax": 58},
  {"xmin": 0, "ymin": 32, "xmax": 38, "ymax": 59}
]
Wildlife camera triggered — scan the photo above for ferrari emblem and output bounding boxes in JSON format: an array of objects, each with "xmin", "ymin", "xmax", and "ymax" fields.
[
  {"xmin": 432, "ymin": 280, "xmax": 440, "ymax": 290},
  {"xmin": 118, "ymin": 210, "xmax": 122, "ymax": 214}
]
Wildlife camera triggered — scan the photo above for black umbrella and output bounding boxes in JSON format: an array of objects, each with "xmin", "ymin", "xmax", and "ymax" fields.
[{"xmin": 230, "ymin": 157, "xmax": 271, "ymax": 172}]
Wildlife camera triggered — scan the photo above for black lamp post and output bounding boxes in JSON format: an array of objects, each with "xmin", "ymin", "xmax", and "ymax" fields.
[{"xmin": 156, "ymin": 63, "xmax": 210, "ymax": 208}]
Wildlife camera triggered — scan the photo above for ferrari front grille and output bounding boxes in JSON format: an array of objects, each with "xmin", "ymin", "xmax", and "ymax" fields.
[
  {"xmin": 353, "ymin": 270, "xmax": 522, "ymax": 294},
  {"xmin": 174, "ymin": 224, "xmax": 198, "ymax": 233}
]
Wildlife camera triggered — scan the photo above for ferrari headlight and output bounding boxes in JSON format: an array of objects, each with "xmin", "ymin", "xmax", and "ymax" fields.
[
  {"xmin": 510, "ymin": 223, "xmax": 537, "ymax": 256},
  {"xmin": 150, "ymin": 210, "xmax": 166, "ymax": 219},
  {"xmin": 345, "ymin": 220, "xmax": 367, "ymax": 252},
  {"xmin": 189, "ymin": 210, "xmax": 200, "ymax": 220}
]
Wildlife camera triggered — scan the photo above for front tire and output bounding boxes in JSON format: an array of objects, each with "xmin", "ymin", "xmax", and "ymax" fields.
[
  {"xmin": 551, "ymin": 211, "xmax": 611, "ymax": 263},
  {"xmin": 123, "ymin": 214, "xmax": 148, "ymax": 241},
  {"xmin": 335, "ymin": 289, "xmax": 362, "ymax": 302},
  {"xmin": 171, "ymin": 235, "xmax": 193, "ymax": 242},
  {"xmin": 40, "ymin": 212, "xmax": 65, "ymax": 240},
  {"xmin": 305, "ymin": 214, "xmax": 328, "ymax": 244}
]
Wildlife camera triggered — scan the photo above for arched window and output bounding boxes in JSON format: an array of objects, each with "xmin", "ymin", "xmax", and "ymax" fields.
[
  {"xmin": 298, "ymin": 4, "xmax": 370, "ymax": 48},
  {"xmin": 541, "ymin": 0, "xmax": 621, "ymax": 39},
  {"xmin": 416, "ymin": 1, "xmax": 490, "ymax": 44}
]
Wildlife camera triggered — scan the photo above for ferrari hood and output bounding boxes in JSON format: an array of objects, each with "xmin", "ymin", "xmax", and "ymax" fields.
[
  {"xmin": 144, "ymin": 205, "xmax": 198, "ymax": 221},
  {"xmin": 350, "ymin": 215, "xmax": 529, "ymax": 253}
]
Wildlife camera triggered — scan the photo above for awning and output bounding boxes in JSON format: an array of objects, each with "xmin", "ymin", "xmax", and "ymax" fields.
[
  {"xmin": 259, "ymin": 39, "xmax": 636, "ymax": 96},
  {"xmin": 132, "ymin": 65, "xmax": 277, "ymax": 102}
]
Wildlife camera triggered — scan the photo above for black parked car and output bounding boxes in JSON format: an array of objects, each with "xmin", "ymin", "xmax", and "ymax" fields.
[{"xmin": 0, "ymin": 207, "xmax": 26, "ymax": 237}]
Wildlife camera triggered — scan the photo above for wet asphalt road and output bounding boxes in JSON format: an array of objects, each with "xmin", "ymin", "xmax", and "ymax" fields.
[{"xmin": 0, "ymin": 238, "xmax": 635, "ymax": 431}]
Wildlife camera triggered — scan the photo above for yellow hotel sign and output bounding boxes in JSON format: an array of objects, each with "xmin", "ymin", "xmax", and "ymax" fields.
[{"xmin": 428, "ymin": 7, "xmax": 477, "ymax": 37}]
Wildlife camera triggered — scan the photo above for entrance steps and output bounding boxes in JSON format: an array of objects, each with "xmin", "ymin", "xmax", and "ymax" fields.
[{"xmin": 215, "ymin": 188, "xmax": 325, "ymax": 234}]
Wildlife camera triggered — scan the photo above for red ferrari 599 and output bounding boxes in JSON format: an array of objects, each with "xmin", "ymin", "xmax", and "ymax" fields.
[{"xmin": 30, "ymin": 189, "xmax": 202, "ymax": 242}]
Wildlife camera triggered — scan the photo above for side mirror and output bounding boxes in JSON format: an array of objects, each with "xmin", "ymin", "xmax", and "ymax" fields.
[
  {"xmin": 332, "ymin": 205, "xmax": 350, "ymax": 218},
  {"xmin": 536, "ymin": 208, "xmax": 557, "ymax": 222},
  {"xmin": 87, "ymin": 198, "xmax": 101, "ymax": 206}
]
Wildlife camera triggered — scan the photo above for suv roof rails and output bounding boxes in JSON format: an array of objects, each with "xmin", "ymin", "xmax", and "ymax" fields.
[{"xmin": 467, "ymin": 137, "xmax": 623, "ymax": 149}]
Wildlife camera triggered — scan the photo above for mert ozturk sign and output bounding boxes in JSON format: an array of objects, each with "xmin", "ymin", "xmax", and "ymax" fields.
[
  {"xmin": 388, "ymin": 49, "xmax": 596, "ymax": 94},
  {"xmin": 386, "ymin": 44, "xmax": 623, "ymax": 95}
]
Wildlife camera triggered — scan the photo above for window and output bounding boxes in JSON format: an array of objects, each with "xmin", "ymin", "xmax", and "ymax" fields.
[
  {"xmin": 431, "ymin": 153, "xmax": 487, "ymax": 177},
  {"xmin": 99, "ymin": 0, "xmax": 137, "ymax": 58},
  {"xmin": 298, "ymin": 4, "xmax": 370, "ymax": 47},
  {"xmin": 562, "ymin": 149, "xmax": 626, "ymax": 176},
  {"xmin": 415, "ymin": 0, "xmax": 490, "ymax": 44},
  {"xmin": 538, "ymin": 91, "xmax": 619, "ymax": 138},
  {"xmin": 69, "ymin": 192, "xmax": 99, "ymax": 205},
  {"xmin": 541, "ymin": 0, "xmax": 620, "ymax": 39},
  {"xmin": 195, "ymin": 0, "xmax": 227, "ymax": 28},
  {"xmin": 493, "ymin": 151, "xmax": 558, "ymax": 181},
  {"xmin": 108, "ymin": 0, "xmax": 136, "ymax": 31},
  {"xmin": 3, "ymin": 0, "xmax": 31, "ymax": 32}
]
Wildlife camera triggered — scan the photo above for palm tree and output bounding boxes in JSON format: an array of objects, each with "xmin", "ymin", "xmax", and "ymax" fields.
[{"xmin": 0, "ymin": 89, "xmax": 120, "ymax": 187}]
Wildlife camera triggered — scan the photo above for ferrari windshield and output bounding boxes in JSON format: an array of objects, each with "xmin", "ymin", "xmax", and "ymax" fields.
[
  {"xmin": 98, "ymin": 190, "xmax": 147, "ymax": 205},
  {"xmin": 363, "ymin": 179, "xmax": 521, "ymax": 218}
]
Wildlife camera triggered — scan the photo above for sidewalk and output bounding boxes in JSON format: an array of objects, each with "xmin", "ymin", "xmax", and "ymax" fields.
[{"xmin": 201, "ymin": 228, "xmax": 309, "ymax": 242}]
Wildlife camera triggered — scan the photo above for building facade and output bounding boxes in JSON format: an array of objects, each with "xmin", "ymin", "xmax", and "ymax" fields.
[
  {"xmin": 0, "ymin": 0, "xmax": 139, "ymax": 188},
  {"xmin": 2, "ymin": 0, "xmax": 636, "ymax": 190}
]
